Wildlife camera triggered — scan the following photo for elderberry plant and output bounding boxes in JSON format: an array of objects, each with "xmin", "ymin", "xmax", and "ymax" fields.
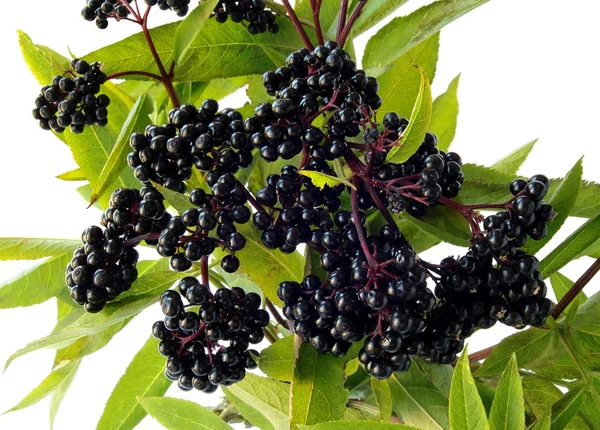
[{"xmin": 4, "ymin": 0, "xmax": 600, "ymax": 429}]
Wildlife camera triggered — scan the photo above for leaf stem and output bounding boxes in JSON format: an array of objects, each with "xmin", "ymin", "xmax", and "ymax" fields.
[
  {"xmin": 107, "ymin": 70, "xmax": 163, "ymax": 81},
  {"xmin": 266, "ymin": 299, "xmax": 287, "ymax": 327},
  {"xmin": 351, "ymin": 176, "xmax": 375, "ymax": 266},
  {"xmin": 338, "ymin": 0, "xmax": 367, "ymax": 48},
  {"xmin": 280, "ymin": 0, "xmax": 315, "ymax": 50},
  {"xmin": 551, "ymin": 256, "xmax": 600, "ymax": 319},
  {"xmin": 201, "ymin": 255, "xmax": 209, "ymax": 286},
  {"xmin": 310, "ymin": 0, "xmax": 325, "ymax": 45}
]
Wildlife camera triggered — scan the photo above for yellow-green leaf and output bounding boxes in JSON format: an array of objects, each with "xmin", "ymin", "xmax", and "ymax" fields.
[
  {"xmin": 298, "ymin": 170, "xmax": 355, "ymax": 190},
  {"xmin": 488, "ymin": 354, "xmax": 525, "ymax": 430},
  {"xmin": 430, "ymin": 74, "xmax": 461, "ymax": 152},
  {"xmin": 139, "ymin": 397, "xmax": 233, "ymax": 430},
  {"xmin": 450, "ymin": 348, "xmax": 489, "ymax": 430}
]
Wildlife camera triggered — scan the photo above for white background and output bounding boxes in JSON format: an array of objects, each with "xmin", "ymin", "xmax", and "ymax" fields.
[{"xmin": 1, "ymin": 0, "xmax": 600, "ymax": 429}]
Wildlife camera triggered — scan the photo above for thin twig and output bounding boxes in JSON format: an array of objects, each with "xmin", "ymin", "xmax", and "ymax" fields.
[
  {"xmin": 266, "ymin": 299, "xmax": 287, "ymax": 327},
  {"xmin": 338, "ymin": 0, "xmax": 367, "ymax": 47},
  {"xmin": 467, "ymin": 345, "xmax": 495, "ymax": 363},
  {"xmin": 280, "ymin": 0, "xmax": 314, "ymax": 50},
  {"xmin": 107, "ymin": 70, "xmax": 163, "ymax": 81},
  {"xmin": 310, "ymin": 0, "xmax": 324, "ymax": 45},
  {"xmin": 336, "ymin": 0, "xmax": 349, "ymax": 43},
  {"xmin": 552, "ymin": 256, "xmax": 600, "ymax": 318}
]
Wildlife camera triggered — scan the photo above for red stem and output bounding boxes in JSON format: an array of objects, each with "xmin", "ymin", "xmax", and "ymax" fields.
[
  {"xmin": 266, "ymin": 299, "xmax": 287, "ymax": 327},
  {"xmin": 336, "ymin": 0, "xmax": 349, "ymax": 43},
  {"xmin": 310, "ymin": 0, "xmax": 325, "ymax": 45},
  {"xmin": 281, "ymin": 0, "xmax": 315, "ymax": 50},
  {"xmin": 201, "ymin": 255, "xmax": 209, "ymax": 286},
  {"xmin": 107, "ymin": 70, "xmax": 163, "ymax": 81},
  {"xmin": 552, "ymin": 256, "xmax": 600, "ymax": 318},
  {"xmin": 351, "ymin": 176, "xmax": 375, "ymax": 266},
  {"xmin": 338, "ymin": 0, "xmax": 367, "ymax": 48}
]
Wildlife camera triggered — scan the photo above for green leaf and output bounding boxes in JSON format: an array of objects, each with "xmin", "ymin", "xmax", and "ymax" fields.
[
  {"xmin": 3, "ymin": 360, "xmax": 80, "ymax": 414},
  {"xmin": 0, "ymin": 238, "xmax": 79, "ymax": 260},
  {"xmin": 297, "ymin": 423, "xmax": 419, "ymax": 430},
  {"xmin": 298, "ymin": 170, "xmax": 355, "ymax": 190},
  {"xmin": 532, "ymin": 410, "xmax": 552, "ymax": 430},
  {"xmin": 223, "ymin": 374, "xmax": 290, "ymax": 430},
  {"xmin": 139, "ymin": 397, "xmax": 233, "ymax": 430},
  {"xmin": 56, "ymin": 168, "xmax": 87, "ymax": 181},
  {"xmin": 488, "ymin": 354, "xmax": 525, "ymax": 430},
  {"xmin": 352, "ymin": 0, "xmax": 411, "ymax": 35},
  {"xmin": 259, "ymin": 335, "xmax": 295, "ymax": 382},
  {"xmin": 189, "ymin": 75, "xmax": 257, "ymax": 106},
  {"xmin": 223, "ymin": 221, "xmax": 304, "ymax": 306},
  {"xmin": 387, "ymin": 66, "xmax": 433, "ymax": 164},
  {"xmin": 90, "ymin": 94, "xmax": 152, "ymax": 205},
  {"xmin": 175, "ymin": 19, "xmax": 304, "ymax": 82},
  {"xmin": 550, "ymin": 273, "xmax": 586, "ymax": 321},
  {"xmin": 388, "ymin": 365, "xmax": 450, "ymax": 429},
  {"xmin": 475, "ymin": 328, "xmax": 555, "ymax": 377},
  {"xmin": 363, "ymin": 0, "xmax": 490, "ymax": 71},
  {"xmin": 402, "ymin": 205, "xmax": 471, "ymax": 247},
  {"xmin": 150, "ymin": 180, "xmax": 192, "ymax": 215},
  {"xmin": 540, "ymin": 213, "xmax": 600, "ymax": 278},
  {"xmin": 376, "ymin": 33, "xmax": 439, "ymax": 116},
  {"xmin": 416, "ymin": 359, "xmax": 454, "ymax": 398},
  {"xmin": 430, "ymin": 74, "xmax": 461, "ymax": 152},
  {"xmin": 0, "ymin": 253, "xmax": 72, "ymax": 309},
  {"xmin": 524, "ymin": 158, "xmax": 583, "ymax": 255},
  {"xmin": 49, "ymin": 360, "xmax": 80, "ymax": 429},
  {"xmin": 371, "ymin": 378, "xmax": 392, "ymax": 421},
  {"xmin": 290, "ymin": 341, "xmax": 350, "ymax": 428},
  {"xmin": 174, "ymin": 0, "xmax": 220, "ymax": 63},
  {"xmin": 18, "ymin": 30, "xmax": 69, "ymax": 84},
  {"xmin": 569, "ymin": 180, "xmax": 600, "ymax": 219},
  {"xmin": 450, "ymin": 348, "xmax": 489, "ymax": 430},
  {"xmin": 4, "ymin": 271, "xmax": 184, "ymax": 369},
  {"xmin": 96, "ymin": 336, "xmax": 172, "ymax": 430},
  {"xmin": 551, "ymin": 387, "xmax": 584, "ymax": 430},
  {"xmin": 522, "ymin": 374, "xmax": 562, "ymax": 421},
  {"xmin": 490, "ymin": 139, "xmax": 537, "ymax": 176}
]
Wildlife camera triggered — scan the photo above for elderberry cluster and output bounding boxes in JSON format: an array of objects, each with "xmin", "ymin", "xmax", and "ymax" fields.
[
  {"xmin": 81, "ymin": 0, "xmax": 134, "ymax": 29},
  {"xmin": 65, "ymin": 188, "xmax": 170, "ymax": 312},
  {"xmin": 152, "ymin": 278, "xmax": 267, "ymax": 391},
  {"xmin": 128, "ymin": 100, "xmax": 253, "ymax": 193},
  {"xmin": 254, "ymin": 165, "xmax": 344, "ymax": 253},
  {"xmin": 253, "ymin": 42, "xmax": 380, "ymax": 161},
  {"xmin": 150, "ymin": 0, "xmax": 191, "ymax": 17},
  {"xmin": 32, "ymin": 59, "xmax": 110, "ymax": 134},
  {"xmin": 157, "ymin": 174, "xmax": 251, "ymax": 273},
  {"xmin": 278, "ymin": 222, "xmax": 438, "ymax": 379},
  {"xmin": 213, "ymin": 0, "xmax": 279, "ymax": 34}
]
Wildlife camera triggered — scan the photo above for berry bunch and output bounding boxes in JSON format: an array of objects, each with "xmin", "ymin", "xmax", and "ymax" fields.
[
  {"xmin": 254, "ymin": 165, "xmax": 345, "ymax": 253},
  {"xmin": 278, "ymin": 222, "xmax": 438, "ymax": 379},
  {"xmin": 150, "ymin": 0, "xmax": 191, "ymax": 17},
  {"xmin": 128, "ymin": 100, "xmax": 253, "ymax": 193},
  {"xmin": 81, "ymin": 0, "xmax": 134, "ymax": 29},
  {"xmin": 152, "ymin": 278, "xmax": 267, "ymax": 391},
  {"xmin": 213, "ymin": 0, "xmax": 279, "ymax": 34},
  {"xmin": 32, "ymin": 59, "xmax": 110, "ymax": 134},
  {"xmin": 156, "ymin": 174, "xmax": 251, "ymax": 273},
  {"xmin": 65, "ymin": 188, "xmax": 169, "ymax": 312},
  {"xmin": 252, "ymin": 42, "xmax": 380, "ymax": 161}
]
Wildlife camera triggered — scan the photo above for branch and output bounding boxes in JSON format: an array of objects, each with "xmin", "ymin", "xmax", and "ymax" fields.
[
  {"xmin": 552, "ymin": 256, "xmax": 600, "ymax": 318},
  {"xmin": 266, "ymin": 299, "xmax": 287, "ymax": 327},
  {"xmin": 467, "ymin": 345, "xmax": 495, "ymax": 363},
  {"xmin": 336, "ymin": 0, "xmax": 349, "ymax": 43},
  {"xmin": 310, "ymin": 0, "xmax": 324, "ymax": 45},
  {"xmin": 338, "ymin": 0, "xmax": 367, "ymax": 47},
  {"xmin": 280, "ymin": 0, "xmax": 314, "ymax": 50},
  {"xmin": 107, "ymin": 70, "xmax": 163, "ymax": 81}
]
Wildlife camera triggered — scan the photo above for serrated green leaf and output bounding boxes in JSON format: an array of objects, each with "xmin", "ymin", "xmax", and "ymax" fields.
[
  {"xmin": 0, "ymin": 253, "xmax": 72, "ymax": 309},
  {"xmin": 56, "ymin": 168, "xmax": 86, "ymax": 181},
  {"xmin": 371, "ymin": 378, "xmax": 392, "ymax": 421},
  {"xmin": 174, "ymin": 0, "xmax": 220, "ymax": 63},
  {"xmin": 175, "ymin": 19, "xmax": 305, "ymax": 82},
  {"xmin": 297, "ymin": 422, "xmax": 419, "ymax": 430},
  {"xmin": 490, "ymin": 140, "xmax": 537, "ymax": 176},
  {"xmin": 298, "ymin": 170, "xmax": 355, "ymax": 190},
  {"xmin": 488, "ymin": 354, "xmax": 525, "ymax": 430},
  {"xmin": 220, "ymin": 221, "xmax": 304, "ymax": 307},
  {"xmin": 569, "ymin": 180, "xmax": 600, "ymax": 219},
  {"xmin": 290, "ymin": 342, "xmax": 350, "ymax": 428},
  {"xmin": 376, "ymin": 33, "xmax": 439, "ymax": 118},
  {"xmin": 0, "ymin": 238, "xmax": 79, "ymax": 260},
  {"xmin": 351, "ymin": 0, "xmax": 411, "ymax": 35},
  {"xmin": 416, "ymin": 359, "xmax": 454, "ymax": 398},
  {"xmin": 551, "ymin": 387, "xmax": 584, "ymax": 430},
  {"xmin": 3, "ymin": 360, "xmax": 80, "ymax": 414},
  {"xmin": 139, "ymin": 397, "xmax": 233, "ymax": 430},
  {"xmin": 49, "ymin": 360, "xmax": 80, "ymax": 429},
  {"xmin": 4, "ymin": 271, "xmax": 184, "ymax": 370},
  {"xmin": 96, "ymin": 336, "xmax": 172, "ymax": 430},
  {"xmin": 524, "ymin": 158, "xmax": 583, "ymax": 255},
  {"xmin": 388, "ymin": 365, "xmax": 450, "ymax": 429},
  {"xmin": 550, "ymin": 273, "xmax": 586, "ymax": 321},
  {"xmin": 223, "ymin": 374, "xmax": 289, "ymax": 430},
  {"xmin": 522, "ymin": 375, "xmax": 563, "ymax": 420},
  {"xmin": 387, "ymin": 66, "xmax": 433, "ymax": 164},
  {"xmin": 18, "ymin": 30, "xmax": 69, "ymax": 84},
  {"xmin": 401, "ymin": 205, "xmax": 471, "ymax": 247},
  {"xmin": 150, "ymin": 180, "xmax": 191, "ymax": 215},
  {"xmin": 532, "ymin": 410, "xmax": 552, "ymax": 430},
  {"xmin": 259, "ymin": 335, "xmax": 295, "ymax": 382},
  {"xmin": 450, "ymin": 348, "xmax": 489, "ymax": 430},
  {"xmin": 430, "ymin": 74, "xmax": 461, "ymax": 152},
  {"xmin": 474, "ymin": 380, "xmax": 496, "ymax": 415},
  {"xmin": 90, "ymin": 94, "xmax": 153, "ymax": 205},
  {"xmin": 189, "ymin": 75, "xmax": 257, "ymax": 106},
  {"xmin": 540, "ymin": 213, "xmax": 600, "ymax": 278},
  {"xmin": 475, "ymin": 328, "xmax": 555, "ymax": 377},
  {"xmin": 363, "ymin": 0, "xmax": 490, "ymax": 71}
]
